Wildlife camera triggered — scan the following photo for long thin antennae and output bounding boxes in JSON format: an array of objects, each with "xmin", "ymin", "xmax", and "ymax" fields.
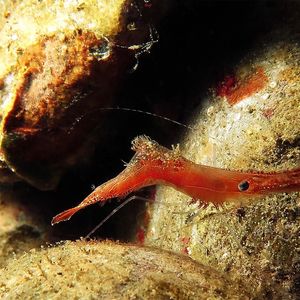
[
  {"xmin": 95, "ymin": 107, "xmax": 194, "ymax": 130},
  {"xmin": 85, "ymin": 195, "xmax": 152, "ymax": 239},
  {"xmin": 67, "ymin": 106, "xmax": 194, "ymax": 135}
]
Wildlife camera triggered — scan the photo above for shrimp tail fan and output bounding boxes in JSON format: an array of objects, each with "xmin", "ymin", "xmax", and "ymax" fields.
[{"xmin": 51, "ymin": 206, "xmax": 81, "ymax": 225}]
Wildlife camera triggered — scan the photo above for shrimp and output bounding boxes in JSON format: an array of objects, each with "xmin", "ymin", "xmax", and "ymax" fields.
[{"xmin": 51, "ymin": 135, "xmax": 300, "ymax": 225}]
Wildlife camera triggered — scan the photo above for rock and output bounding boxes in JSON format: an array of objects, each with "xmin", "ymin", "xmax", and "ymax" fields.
[
  {"xmin": 0, "ymin": 240, "xmax": 251, "ymax": 299},
  {"xmin": 145, "ymin": 12, "xmax": 300, "ymax": 300},
  {"xmin": 0, "ymin": 0, "xmax": 156, "ymax": 190}
]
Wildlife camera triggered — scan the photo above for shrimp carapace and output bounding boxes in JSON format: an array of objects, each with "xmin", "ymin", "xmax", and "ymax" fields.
[{"xmin": 52, "ymin": 135, "xmax": 300, "ymax": 225}]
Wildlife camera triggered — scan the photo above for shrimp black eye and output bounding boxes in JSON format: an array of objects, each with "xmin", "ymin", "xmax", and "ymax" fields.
[{"xmin": 238, "ymin": 180, "xmax": 250, "ymax": 191}]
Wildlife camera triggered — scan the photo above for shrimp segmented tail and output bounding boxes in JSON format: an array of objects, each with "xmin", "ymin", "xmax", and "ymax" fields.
[{"xmin": 52, "ymin": 135, "xmax": 300, "ymax": 225}]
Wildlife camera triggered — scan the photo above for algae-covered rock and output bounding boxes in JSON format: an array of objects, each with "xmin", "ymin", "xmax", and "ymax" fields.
[
  {"xmin": 0, "ymin": 240, "xmax": 251, "ymax": 299},
  {"xmin": 145, "ymin": 18, "xmax": 300, "ymax": 300},
  {"xmin": 0, "ymin": 0, "xmax": 157, "ymax": 190}
]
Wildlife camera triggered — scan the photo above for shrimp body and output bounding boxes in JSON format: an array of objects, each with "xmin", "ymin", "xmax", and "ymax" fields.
[{"xmin": 52, "ymin": 135, "xmax": 300, "ymax": 225}]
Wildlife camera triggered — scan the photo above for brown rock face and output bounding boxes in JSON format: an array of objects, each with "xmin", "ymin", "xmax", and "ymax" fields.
[
  {"xmin": 0, "ymin": 0, "xmax": 158, "ymax": 190},
  {"xmin": 1, "ymin": 31, "xmax": 132, "ymax": 190}
]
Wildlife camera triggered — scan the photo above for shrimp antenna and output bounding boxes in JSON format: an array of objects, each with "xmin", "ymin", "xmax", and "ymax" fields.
[
  {"xmin": 85, "ymin": 195, "xmax": 153, "ymax": 239},
  {"xmin": 97, "ymin": 107, "xmax": 194, "ymax": 130},
  {"xmin": 67, "ymin": 106, "xmax": 194, "ymax": 135}
]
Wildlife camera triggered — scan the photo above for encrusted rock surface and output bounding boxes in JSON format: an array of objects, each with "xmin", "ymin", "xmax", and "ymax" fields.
[
  {"xmin": 0, "ymin": 0, "xmax": 153, "ymax": 189},
  {"xmin": 145, "ymin": 24, "xmax": 300, "ymax": 300},
  {"xmin": 0, "ymin": 240, "xmax": 251, "ymax": 299}
]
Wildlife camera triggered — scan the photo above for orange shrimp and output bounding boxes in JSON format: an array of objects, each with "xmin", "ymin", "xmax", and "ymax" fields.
[{"xmin": 51, "ymin": 135, "xmax": 300, "ymax": 225}]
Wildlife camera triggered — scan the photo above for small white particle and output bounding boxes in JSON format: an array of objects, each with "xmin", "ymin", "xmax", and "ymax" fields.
[
  {"xmin": 11, "ymin": 34, "xmax": 18, "ymax": 41},
  {"xmin": 207, "ymin": 106, "xmax": 214, "ymax": 116},
  {"xmin": 262, "ymin": 93, "xmax": 269, "ymax": 100},
  {"xmin": 222, "ymin": 252, "xmax": 229, "ymax": 259},
  {"xmin": 234, "ymin": 113, "xmax": 241, "ymax": 121}
]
